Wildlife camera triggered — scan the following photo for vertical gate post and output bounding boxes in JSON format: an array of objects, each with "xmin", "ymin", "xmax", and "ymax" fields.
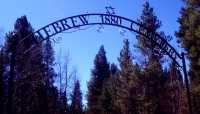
[{"xmin": 181, "ymin": 52, "xmax": 193, "ymax": 114}]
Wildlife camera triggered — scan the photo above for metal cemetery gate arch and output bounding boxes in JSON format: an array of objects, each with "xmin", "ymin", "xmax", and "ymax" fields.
[{"xmin": 14, "ymin": 13, "xmax": 192, "ymax": 114}]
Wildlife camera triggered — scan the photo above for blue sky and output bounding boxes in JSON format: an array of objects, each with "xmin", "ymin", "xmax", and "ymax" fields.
[{"xmin": 0, "ymin": 0, "xmax": 183, "ymax": 102}]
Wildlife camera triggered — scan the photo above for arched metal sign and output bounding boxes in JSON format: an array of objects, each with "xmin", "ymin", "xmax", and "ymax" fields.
[
  {"xmin": 22, "ymin": 13, "xmax": 181, "ymax": 66},
  {"xmin": 13, "ymin": 13, "xmax": 192, "ymax": 114}
]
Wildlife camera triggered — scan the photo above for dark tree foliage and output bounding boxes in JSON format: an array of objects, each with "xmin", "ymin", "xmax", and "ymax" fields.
[
  {"xmin": 176, "ymin": 0, "xmax": 200, "ymax": 84},
  {"xmin": 87, "ymin": 45, "xmax": 110, "ymax": 114},
  {"xmin": 59, "ymin": 91, "xmax": 69, "ymax": 114},
  {"xmin": 0, "ymin": 48, "xmax": 7, "ymax": 114},
  {"xmin": 43, "ymin": 38, "xmax": 55, "ymax": 85},
  {"xmin": 136, "ymin": 1, "xmax": 162, "ymax": 61},
  {"xmin": 136, "ymin": 1, "xmax": 171, "ymax": 62},
  {"xmin": 159, "ymin": 63, "xmax": 187, "ymax": 114},
  {"xmin": 0, "ymin": 16, "xmax": 61, "ymax": 114},
  {"xmin": 136, "ymin": 2, "xmax": 167, "ymax": 114},
  {"xmin": 142, "ymin": 59, "xmax": 164, "ymax": 114},
  {"xmin": 118, "ymin": 39, "xmax": 134, "ymax": 81},
  {"xmin": 0, "ymin": 50, "xmax": 3, "ymax": 113},
  {"xmin": 4, "ymin": 16, "xmax": 37, "ymax": 114},
  {"xmin": 100, "ymin": 63, "xmax": 121, "ymax": 114},
  {"xmin": 70, "ymin": 80, "xmax": 83, "ymax": 114},
  {"xmin": 0, "ymin": 15, "xmax": 76, "ymax": 114},
  {"xmin": 117, "ymin": 39, "xmax": 140, "ymax": 114},
  {"xmin": 176, "ymin": 1, "xmax": 200, "ymax": 113},
  {"xmin": 42, "ymin": 38, "xmax": 58, "ymax": 114}
]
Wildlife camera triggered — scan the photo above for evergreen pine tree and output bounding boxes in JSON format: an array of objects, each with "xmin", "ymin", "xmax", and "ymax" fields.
[
  {"xmin": 136, "ymin": 2, "xmax": 166, "ymax": 114},
  {"xmin": 101, "ymin": 63, "xmax": 121, "ymax": 114},
  {"xmin": 176, "ymin": 0, "xmax": 200, "ymax": 113},
  {"xmin": 42, "ymin": 37, "xmax": 58, "ymax": 114},
  {"xmin": 43, "ymin": 38, "xmax": 55, "ymax": 85},
  {"xmin": 118, "ymin": 39, "xmax": 138, "ymax": 114},
  {"xmin": 87, "ymin": 45, "xmax": 110, "ymax": 114},
  {"xmin": 160, "ymin": 63, "xmax": 187, "ymax": 114},
  {"xmin": 3, "ymin": 16, "xmax": 36, "ymax": 114},
  {"xmin": 143, "ymin": 59, "xmax": 164, "ymax": 114},
  {"xmin": 176, "ymin": 0, "xmax": 200, "ymax": 84},
  {"xmin": 70, "ymin": 80, "xmax": 83, "ymax": 114},
  {"xmin": 13, "ymin": 16, "xmax": 45, "ymax": 114},
  {"xmin": 136, "ymin": 1, "xmax": 162, "ymax": 61},
  {"xmin": 3, "ymin": 16, "xmax": 58, "ymax": 114}
]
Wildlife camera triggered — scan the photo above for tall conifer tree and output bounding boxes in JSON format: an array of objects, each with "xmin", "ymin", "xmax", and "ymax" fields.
[
  {"xmin": 87, "ymin": 45, "xmax": 110, "ymax": 114},
  {"xmin": 136, "ymin": 2, "xmax": 165, "ymax": 114},
  {"xmin": 4, "ymin": 16, "xmax": 36, "ymax": 114},
  {"xmin": 136, "ymin": 1, "xmax": 162, "ymax": 61},
  {"xmin": 3, "ymin": 16, "xmax": 57, "ymax": 114},
  {"xmin": 176, "ymin": 1, "xmax": 200, "ymax": 113},
  {"xmin": 118, "ymin": 39, "xmax": 139, "ymax": 114},
  {"xmin": 70, "ymin": 80, "xmax": 83, "ymax": 114},
  {"xmin": 101, "ymin": 63, "xmax": 121, "ymax": 114}
]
